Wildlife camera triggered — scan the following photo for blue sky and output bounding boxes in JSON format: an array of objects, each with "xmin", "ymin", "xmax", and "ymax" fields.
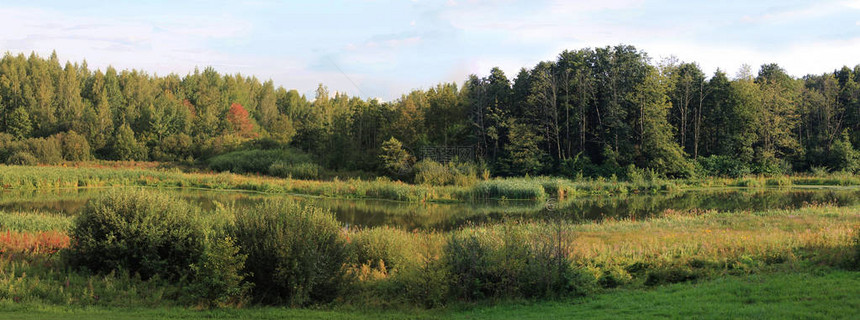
[{"xmin": 1, "ymin": 0, "xmax": 859, "ymax": 100}]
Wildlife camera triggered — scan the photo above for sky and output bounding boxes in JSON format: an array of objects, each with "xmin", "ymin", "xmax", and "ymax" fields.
[{"xmin": 1, "ymin": 0, "xmax": 859, "ymax": 100}]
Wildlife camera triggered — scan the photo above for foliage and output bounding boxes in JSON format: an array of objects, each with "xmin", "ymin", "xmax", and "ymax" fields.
[
  {"xmin": 379, "ymin": 137, "xmax": 413, "ymax": 178},
  {"xmin": 226, "ymin": 103, "xmax": 256, "ymax": 139},
  {"xmin": 111, "ymin": 124, "xmax": 147, "ymax": 161},
  {"xmin": 5, "ymin": 151, "xmax": 37, "ymax": 165},
  {"xmin": 207, "ymin": 148, "xmax": 321, "ymax": 179},
  {"xmin": 6, "ymin": 106, "xmax": 32, "ymax": 140},
  {"xmin": 67, "ymin": 190, "xmax": 206, "ymax": 280},
  {"xmin": 186, "ymin": 236, "xmax": 250, "ymax": 308},
  {"xmin": 831, "ymin": 131, "xmax": 859, "ymax": 173},
  {"xmin": 413, "ymin": 159, "xmax": 480, "ymax": 186},
  {"xmin": 229, "ymin": 199, "xmax": 351, "ymax": 305},
  {"xmin": 60, "ymin": 131, "xmax": 92, "ymax": 161},
  {"xmin": 445, "ymin": 222, "xmax": 590, "ymax": 300},
  {"xmin": 697, "ymin": 155, "xmax": 751, "ymax": 178},
  {"xmin": 0, "ymin": 49, "xmax": 857, "ymax": 178}
]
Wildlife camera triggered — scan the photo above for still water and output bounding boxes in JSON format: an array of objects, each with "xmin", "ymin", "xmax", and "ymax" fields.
[{"xmin": 1, "ymin": 187, "xmax": 858, "ymax": 230}]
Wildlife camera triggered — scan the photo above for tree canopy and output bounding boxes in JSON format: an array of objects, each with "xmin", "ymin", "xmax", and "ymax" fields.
[{"xmin": 1, "ymin": 46, "xmax": 859, "ymax": 177}]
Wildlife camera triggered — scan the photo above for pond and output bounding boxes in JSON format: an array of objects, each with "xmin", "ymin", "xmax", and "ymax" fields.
[{"xmin": 1, "ymin": 186, "xmax": 858, "ymax": 231}]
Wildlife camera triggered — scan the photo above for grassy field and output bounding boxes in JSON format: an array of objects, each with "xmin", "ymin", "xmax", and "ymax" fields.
[{"xmin": 0, "ymin": 270, "xmax": 857, "ymax": 319}]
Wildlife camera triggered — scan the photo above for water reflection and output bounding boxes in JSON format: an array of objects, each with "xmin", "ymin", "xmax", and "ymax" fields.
[{"xmin": 1, "ymin": 187, "xmax": 858, "ymax": 231}]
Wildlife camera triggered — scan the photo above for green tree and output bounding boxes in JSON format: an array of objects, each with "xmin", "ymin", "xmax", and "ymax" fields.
[
  {"xmin": 269, "ymin": 114, "xmax": 296, "ymax": 145},
  {"xmin": 61, "ymin": 130, "xmax": 92, "ymax": 161},
  {"xmin": 754, "ymin": 63, "xmax": 801, "ymax": 164},
  {"xmin": 633, "ymin": 67, "xmax": 693, "ymax": 177},
  {"xmin": 379, "ymin": 137, "xmax": 413, "ymax": 177},
  {"xmin": 112, "ymin": 123, "xmax": 147, "ymax": 161},
  {"xmin": 7, "ymin": 106, "xmax": 32, "ymax": 139},
  {"xmin": 831, "ymin": 130, "xmax": 858, "ymax": 172},
  {"xmin": 501, "ymin": 120, "xmax": 547, "ymax": 175}
]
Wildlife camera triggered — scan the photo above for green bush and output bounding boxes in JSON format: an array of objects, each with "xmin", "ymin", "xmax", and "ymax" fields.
[
  {"xmin": 445, "ymin": 224, "xmax": 588, "ymax": 300},
  {"xmin": 6, "ymin": 151, "xmax": 38, "ymax": 166},
  {"xmin": 186, "ymin": 236, "xmax": 251, "ymax": 308},
  {"xmin": 350, "ymin": 227, "xmax": 416, "ymax": 272},
  {"xmin": 413, "ymin": 159, "xmax": 453, "ymax": 186},
  {"xmin": 697, "ymin": 155, "xmax": 751, "ymax": 178},
  {"xmin": 229, "ymin": 199, "xmax": 351, "ymax": 305},
  {"xmin": 152, "ymin": 133, "xmax": 193, "ymax": 162},
  {"xmin": 413, "ymin": 159, "xmax": 480, "ymax": 187},
  {"xmin": 209, "ymin": 148, "xmax": 320, "ymax": 179},
  {"xmin": 61, "ymin": 130, "xmax": 92, "ymax": 161},
  {"xmin": 67, "ymin": 190, "xmax": 207, "ymax": 280},
  {"xmin": 27, "ymin": 136, "xmax": 63, "ymax": 164}
]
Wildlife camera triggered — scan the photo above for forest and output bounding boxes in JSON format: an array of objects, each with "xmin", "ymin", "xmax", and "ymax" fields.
[{"xmin": 1, "ymin": 45, "xmax": 859, "ymax": 179}]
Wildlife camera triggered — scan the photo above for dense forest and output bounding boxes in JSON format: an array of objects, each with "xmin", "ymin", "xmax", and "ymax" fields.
[{"xmin": 1, "ymin": 46, "xmax": 859, "ymax": 179}]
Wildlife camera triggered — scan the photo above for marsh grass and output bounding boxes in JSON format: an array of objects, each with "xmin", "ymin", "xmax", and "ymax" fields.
[
  {"xmin": 1, "ymin": 165, "xmax": 858, "ymax": 205},
  {"xmin": 0, "ymin": 192, "xmax": 857, "ymax": 309},
  {"xmin": 0, "ymin": 211, "xmax": 73, "ymax": 232}
]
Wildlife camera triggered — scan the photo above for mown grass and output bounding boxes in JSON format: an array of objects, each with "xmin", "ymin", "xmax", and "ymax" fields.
[{"xmin": 0, "ymin": 270, "xmax": 857, "ymax": 319}]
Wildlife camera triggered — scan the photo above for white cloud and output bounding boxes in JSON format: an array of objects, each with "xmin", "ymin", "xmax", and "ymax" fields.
[
  {"xmin": 843, "ymin": 0, "xmax": 860, "ymax": 9},
  {"xmin": 0, "ymin": 7, "xmax": 252, "ymax": 75}
]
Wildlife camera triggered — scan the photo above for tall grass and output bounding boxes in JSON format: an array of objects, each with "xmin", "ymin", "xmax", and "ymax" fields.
[
  {"xmin": 0, "ymin": 211, "xmax": 73, "ymax": 232},
  {"xmin": 1, "ymin": 165, "xmax": 858, "ymax": 205},
  {"xmin": 462, "ymin": 178, "xmax": 548, "ymax": 200},
  {"xmin": 0, "ymin": 189, "xmax": 857, "ymax": 309}
]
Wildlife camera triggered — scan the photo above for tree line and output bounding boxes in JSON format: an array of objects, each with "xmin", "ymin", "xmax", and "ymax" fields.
[{"xmin": 1, "ymin": 46, "xmax": 859, "ymax": 178}]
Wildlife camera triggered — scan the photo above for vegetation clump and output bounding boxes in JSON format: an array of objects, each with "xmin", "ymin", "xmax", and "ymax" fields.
[{"xmin": 229, "ymin": 199, "xmax": 351, "ymax": 306}]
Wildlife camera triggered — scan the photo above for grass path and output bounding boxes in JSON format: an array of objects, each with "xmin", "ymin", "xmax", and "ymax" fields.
[{"xmin": 2, "ymin": 270, "xmax": 857, "ymax": 319}]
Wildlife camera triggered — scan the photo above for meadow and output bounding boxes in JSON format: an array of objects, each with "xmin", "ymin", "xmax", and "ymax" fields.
[{"xmin": 0, "ymin": 184, "xmax": 857, "ymax": 317}]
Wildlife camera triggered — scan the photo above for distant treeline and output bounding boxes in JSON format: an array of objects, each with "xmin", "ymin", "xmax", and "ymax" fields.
[{"xmin": 0, "ymin": 46, "xmax": 859, "ymax": 178}]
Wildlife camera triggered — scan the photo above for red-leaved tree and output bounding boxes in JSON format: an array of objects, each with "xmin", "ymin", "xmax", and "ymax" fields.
[{"xmin": 226, "ymin": 103, "xmax": 256, "ymax": 138}]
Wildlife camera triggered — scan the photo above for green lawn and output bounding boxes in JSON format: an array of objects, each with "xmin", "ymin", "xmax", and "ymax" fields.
[{"xmin": 3, "ymin": 270, "xmax": 857, "ymax": 319}]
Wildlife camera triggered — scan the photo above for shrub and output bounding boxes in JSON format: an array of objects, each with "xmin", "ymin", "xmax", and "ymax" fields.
[
  {"xmin": 6, "ymin": 151, "xmax": 38, "ymax": 166},
  {"xmin": 208, "ymin": 148, "xmax": 319, "ymax": 179},
  {"xmin": 67, "ymin": 190, "xmax": 206, "ymax": 280},
  {"xmin": 350, "ymin": 227, "xmax": 416, "ymax": 272},
  {"xmin": 597, "ymin": 267, "xmax": 632, "ymax": 288},
  {"xmin": 413, "ymin": 159, "xmax": 453, "ymax": 185},
  {"xmin": 413, "ymin": 159, "xmax": 480, "ymax": 187},
  {"xmin": 152, "ymin": 133, "xmax": 193, "ymax": 162},
  {"xmin": 394, "ymin": 256, "xmax": 450, "ymax": 308},
  {"xmin": 445, "ymin": 223, "xmax": 589, "ymax": 300},
  {"xmin": 61, "ymin": 130, "xmax": 92, "ymax": 161},
  {"xmin": 697, "ymin": 155, "xmax": 751, "ymax": 178},
  {"xmin": 186, "ymin": 236, "xmax": 251, "ymax": 308},
  {"xmin": 229, "ymin": 199, "xmax": 350, "ymax": 305},
  {"xmin": 27, "ymin": 136, "xmax": 63, "ymax": 164},
  {"xmin": 810, "ymin": 166, "xmax": 830, "ymax": 177}
]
